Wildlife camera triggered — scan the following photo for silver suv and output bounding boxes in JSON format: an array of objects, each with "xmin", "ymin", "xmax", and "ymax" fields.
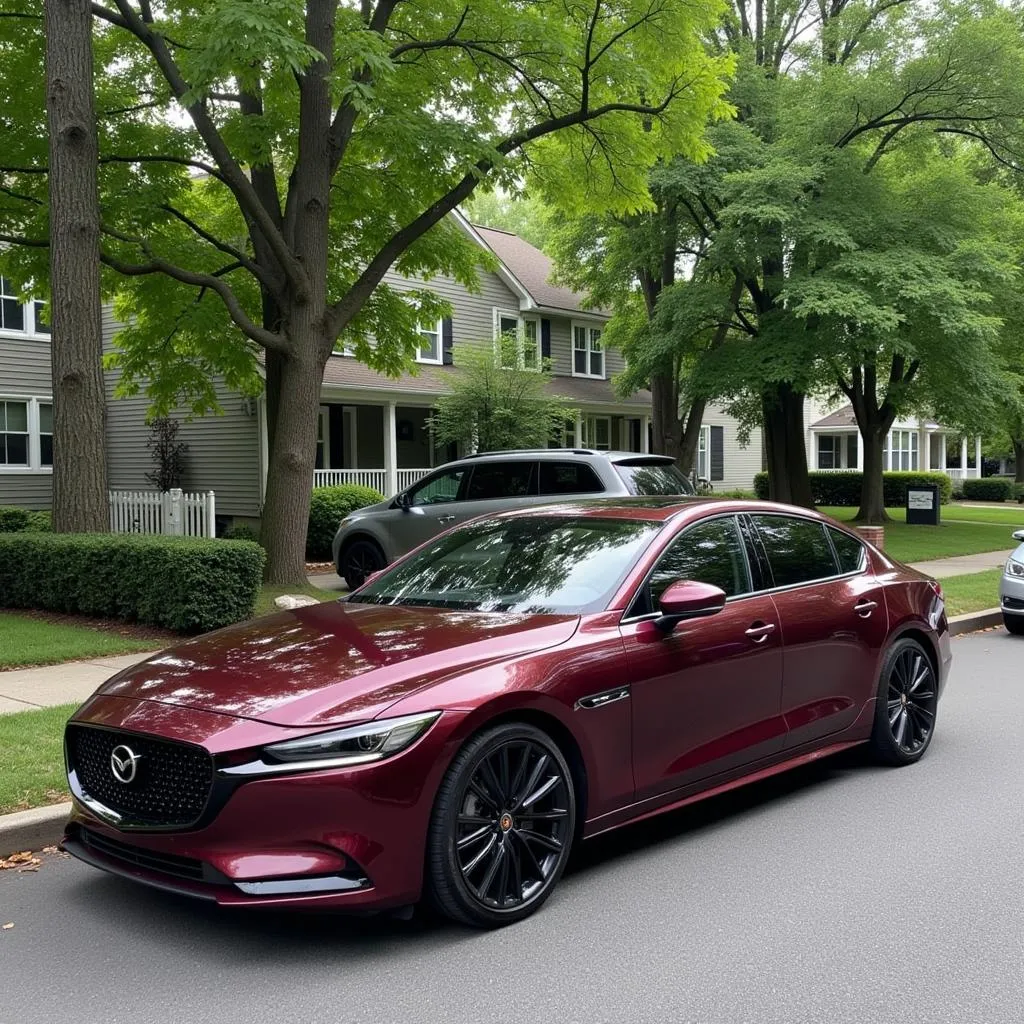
[{"xmin": 332, "ymin": 449, "xmax": 695, "ymax": 588}]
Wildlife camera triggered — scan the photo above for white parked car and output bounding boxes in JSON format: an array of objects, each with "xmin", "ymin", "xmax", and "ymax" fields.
[{"xmin": 1001, "ymin": 529, "xmax": 1024, "ymax": 635}]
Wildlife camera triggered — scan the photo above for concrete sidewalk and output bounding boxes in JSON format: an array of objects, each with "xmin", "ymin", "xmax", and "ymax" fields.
[{"xmin": 908, "ymin": 549, "xmax": 1014, "ymax": 578}]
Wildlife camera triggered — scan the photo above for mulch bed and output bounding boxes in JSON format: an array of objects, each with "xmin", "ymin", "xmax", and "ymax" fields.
[
  {"xmin": 305, "ymin": 561, "xmax": 336, "ymax": 574},
  {"xmin": 0, "ymin": 608, "xmax": 177, "ymax": 644}
]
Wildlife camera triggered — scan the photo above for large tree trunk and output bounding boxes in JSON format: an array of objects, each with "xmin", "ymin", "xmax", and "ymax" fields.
[
  {"xmin": 678, "ymin": 397, "xmax": 707, "ymax": 476},
  {"xmin": 762, "ymin": 383, "xmax": 812, "ymax": 507},
  {"xmin": 45, "ymin": 0, "xmax": 107, "ymax": 531},
  {"xmin": 1014, "ymin": 439, "xmax": 1024, "ymax": 485},
  {"xmin": 650, "ymin": 366, "xmax": 682, "ymax": 460},
  {"xmin": 856, "ymin": 426, "xmax": 889, "ymax": 523},
  {"xmin": 260, "ymin": 346, "xmax": 327, "ymax": 583}
]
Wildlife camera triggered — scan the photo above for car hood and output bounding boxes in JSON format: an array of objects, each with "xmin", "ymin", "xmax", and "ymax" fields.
[{"xmin": 95, "ymin": 600, "xmax": 579, "ymax": 727}]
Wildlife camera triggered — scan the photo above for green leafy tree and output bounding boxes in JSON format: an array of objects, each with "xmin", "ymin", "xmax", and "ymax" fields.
[
  {"xmin": 0, "ymin": 0, "xmax": 731, "ymax": 582},
  {"xmin": 429, "ymin": 339, "xmax": 577, "ymax": 453},
  {"xmin": 462, "ymin": 191, "xmax": 554, "ymax": 252}
]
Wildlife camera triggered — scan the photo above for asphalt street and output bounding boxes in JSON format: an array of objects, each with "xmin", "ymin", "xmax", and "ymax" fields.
[{"xmin": 2, "ymin": 631, "xmax": 1022, "ymax": 1024}]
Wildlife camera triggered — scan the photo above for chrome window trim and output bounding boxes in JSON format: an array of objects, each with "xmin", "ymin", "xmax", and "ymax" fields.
[{"xmin": 618, "ymin": 511, "xmax": 870, "ymax": 626}]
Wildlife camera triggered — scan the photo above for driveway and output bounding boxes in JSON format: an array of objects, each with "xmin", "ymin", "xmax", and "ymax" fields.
[{"xmin": 2, "ymin": 631, "xmax": 1021, "ymax": 1024}]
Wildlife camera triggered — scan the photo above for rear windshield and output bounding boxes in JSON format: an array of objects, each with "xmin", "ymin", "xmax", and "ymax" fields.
[{"xmin": 614, "ymin": 461, "xmax": 695, "ymax": 496}]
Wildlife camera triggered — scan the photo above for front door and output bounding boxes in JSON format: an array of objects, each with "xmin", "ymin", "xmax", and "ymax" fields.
[
  {"xmin": 748, "ymin": 514, "xmax": 889, "ymax": 749},
  {"xmin": 622, "ymin": 515, "xmax": 786, "ymax": 800}
]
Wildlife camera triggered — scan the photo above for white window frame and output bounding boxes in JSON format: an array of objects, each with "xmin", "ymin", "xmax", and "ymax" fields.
[
  {"xmin": 697, "ymin": 425, "xmax": 710, "ymax": 480},
  {"xmin": 492, "ymin": 308, "xmax": 541, "ymax": 371},
  {"xmin": 817, "ymin": 434, "xmax": 837, "ymax": 470},
  {"xmin": 315, "ymin": 405, "xmax": 331, "ymax": 470},
  {"xmin": 0, "ymin": 278, "xmax": 50, "ymax": 340},
  {"xmin": 887, "ymin": 429, "xmax": 919, "ymax": 471},
  {"xmin": 415, "ymin": 318, "xmax": 444, "ymax": 365},
  {"xmin": 571, "ymin": 320, "xmax": 605, "ymax": 379},
  {"xmin": 584, "ymin": 415, "xmax": 612, "ymax": 451},
  {"xmin": 0, "ymin": 395, "xmax": 52, "ymax": 474}
]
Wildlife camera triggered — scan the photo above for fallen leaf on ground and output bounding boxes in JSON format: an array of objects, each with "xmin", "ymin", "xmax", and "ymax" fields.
[
  {"xmin": 0, "ymin": 851, "xmax": 42, "ymax": 871},
  {"xmin": 2, "ymin": 923, "xmax": 13, "ymax": 930}
]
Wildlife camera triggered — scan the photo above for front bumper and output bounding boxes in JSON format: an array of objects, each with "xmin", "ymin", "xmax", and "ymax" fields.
[
  {"xmin": 62, "ymin": 695, "xmax": 468, "ymax": 911},
  {"xmin": 999, "ymin": 567, "xmax": 1024, "ymax": 618}
]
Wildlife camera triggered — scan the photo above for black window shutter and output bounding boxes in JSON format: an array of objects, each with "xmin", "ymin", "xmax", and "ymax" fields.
[
  {"xmin": 710, "ymin": 425, "xmax": 725, "ymax": 481},
  {"xmin": 541, "ymin": 318, "xmax": 551, "ymax": 359},
  {"xmin": 442, "ymin": 317, "xmax": 454, "ymax": 365}
]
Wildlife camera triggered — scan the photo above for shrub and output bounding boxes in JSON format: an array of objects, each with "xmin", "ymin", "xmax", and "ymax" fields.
[
  {"xmin": 222, "ymin": 523, "xmax": 259, "ymax": 543},
  {"xmin": 752, "ymin": 471, "xmax": 952, "ymax": 506},
  {"xmin": 1013, "ymin": 483, "xmax": 1024, "ymax": 505},
  {"xmin": 962, "ymin": 477, "xmax": 1013, "ymax": 502},
  {"xmin": 0, "ymin": 506, "xmax": 31, "ymax": 532},
  {"xmin": 307, "ymin": 484, "xmax": 384, "ymax": 561},
  {"xmin": 0, "ymin": 533, "xmax": 265, "ymax": 633}
]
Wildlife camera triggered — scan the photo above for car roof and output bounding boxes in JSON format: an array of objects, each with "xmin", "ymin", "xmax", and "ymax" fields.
[
  {"xmin": 485, "ymin": 497, "xmax": 835, "ymax": 524},
  {"xmin": 441, "ymin": 449, "xmax": 676, "ymax": 466}
]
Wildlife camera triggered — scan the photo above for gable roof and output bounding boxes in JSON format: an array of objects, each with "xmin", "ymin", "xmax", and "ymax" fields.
[
  {"xmin": 470, "ymin": 223, "xmax": 606, "ymax": 317},
  {"xmin": 811, "ymin": 405, "xmax": 859, "ymax": 429}
]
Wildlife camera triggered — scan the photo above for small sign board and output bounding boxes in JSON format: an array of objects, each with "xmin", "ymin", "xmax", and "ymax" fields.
[{"xmin": 906, "ymin": 485, "xmax": 940, "ymax": 525}]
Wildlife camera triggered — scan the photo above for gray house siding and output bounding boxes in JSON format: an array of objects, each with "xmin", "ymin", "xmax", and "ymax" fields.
[
  {"xmin": 103, "ymin": 310, "xmax": 263, "ymax": 518},
  {"xmin": 0, "ymin": 334, "xmax": 53, "ymax": 508}
]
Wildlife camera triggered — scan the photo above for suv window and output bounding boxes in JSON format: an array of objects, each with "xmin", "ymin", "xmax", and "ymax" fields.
[
  {"xmin": 751, "ymin": 515, "xmax": 838, "ymax": 588},
  {"xmin": 408, "ymin": 468, "xmax": 467, "ymax": 507},
  {"xmin": 647, "ymin": 516, "xmax": 751, "ymax": 606},
  {"xmin": 539, "ymin": 461, "xmax": 604, "ymax": 496},
  {"xmin": 614, "ymin": 460, "xmax": 695, "ymax": 496},
  {"xmin": 466, "ymin": 461, "xmax": 536, "ymax": 501},
  {"xmin": 828, "ymin": 526, "xmax": 866, "ymax": 574}
]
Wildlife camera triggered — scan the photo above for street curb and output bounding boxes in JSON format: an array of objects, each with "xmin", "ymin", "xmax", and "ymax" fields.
[
  {"xmin": 0, "ymin": 803, "xmax": 70, "ymax": 858},
  {"xmin": 949, "ymin": 608, "xmax": 1004, "ymax": 636}
]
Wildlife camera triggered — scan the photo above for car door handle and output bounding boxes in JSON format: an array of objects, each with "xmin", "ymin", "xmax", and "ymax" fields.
[
  {"xmin": 745, "ymin": 622, "xmax": 776, "ymax": 643},
  {"xmin": 437, "ymin": 515, "xmax": 457, "ymax": 524},
  {"xmin": 854, "ymin": 599, "xmax": 878, "ymax": 618}
]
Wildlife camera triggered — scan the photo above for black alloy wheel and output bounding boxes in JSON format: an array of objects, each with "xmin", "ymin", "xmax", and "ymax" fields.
[
  {"xmin": 340, "ymin": 539, "xmax": 385, "ymax": 590},
  {"xmin": 427, "ymin": 723, "xmax": 576, "ymax": 928},
  {"xmin": 870, "ymin": 638, "xmax": 939, "ymax": 766}
]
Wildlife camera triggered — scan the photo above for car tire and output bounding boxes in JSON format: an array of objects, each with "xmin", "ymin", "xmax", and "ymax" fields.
[
  {"xmin": 868, "ymin": 637, "xmax": 939, "ymax": 767},
  {"xmin": 426, "ymin": 722, "xmax": 576, "ymax": 929},
  {"xmin": 1004, "ymin": 613, "xmax": 1024, "ymax": 636},
  {"xmin": 339, "ymin": 538, "xmax": 385, "ymax": 590}
]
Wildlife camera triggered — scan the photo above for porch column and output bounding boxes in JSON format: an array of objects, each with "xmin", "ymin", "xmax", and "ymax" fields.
[
  {"xmin": 640, "ymin": 415, "xmax": 650, "ymax": 453},
  {"xmin": 856, "ymin": 431, "xmax": 864, "ymax": 471},
  {"xmin": 975, "ymin": 435, "xmax": 983, "ymax": 478},
  {"xmin": 886, "ymin": 431, "xmax": 892, "ymax": 471},
  {"xmin": 575, "ymin": 411, "xmax": 584, "ymax": 449},
  {"xmin": 384, "ymin": 400, "xmax": 398, "ymax": 497},
  {"xmin": 920, "ymin": 426, "xmax": 930, "ymax": 471},
  {"xmin": 939, "ymin": 433, "xmax": 947, "ymax": 471},
  {"xmin": 960, "ymin": 436, "xmax": 969, "ymax": 475}
]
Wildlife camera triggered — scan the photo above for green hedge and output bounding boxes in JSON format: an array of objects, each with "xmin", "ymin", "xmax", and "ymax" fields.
[
  {"xmin": 962, "ymin": 478, "xmax": 1013, "ymax": 502},
  {"xmin": 0, "ymin": 533, "xmax": 265, "ymax": 633},
  {"xmin": 1014, "ymin": 483, "xmax": 1024, "ymax": 504},
  {"xmin": 753, "ymin": 471, "xmax": 952, "ymax": 507},
  {"xmin": 307, "ymin": 484, "xmax": 384, "ymax": 561},
  {"xmin": 0, "ymin": 507, "xmax": 52, "ymax": 532}
]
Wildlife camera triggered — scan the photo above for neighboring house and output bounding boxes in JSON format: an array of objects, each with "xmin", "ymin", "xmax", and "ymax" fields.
[
  {"xmin": 697, "ymin": 397, "xmax": 983, "ymax": 492},
  {"xmin": 1, "ymin": 214, "xmax": 654, "ymax": 522}
]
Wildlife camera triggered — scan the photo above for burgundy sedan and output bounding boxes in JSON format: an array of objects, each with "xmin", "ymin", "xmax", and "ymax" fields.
[{"xmin": 62, "ymin": 499, "xmax": 951, "ymax": 928}]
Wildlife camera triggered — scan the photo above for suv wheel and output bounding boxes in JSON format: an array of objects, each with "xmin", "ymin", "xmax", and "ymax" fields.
[{"xmin": 339, "ymin": 539, "xmax": 385, "ymax": 590}]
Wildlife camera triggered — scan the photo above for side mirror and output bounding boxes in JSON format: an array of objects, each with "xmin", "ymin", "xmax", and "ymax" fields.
[
  {"xmin": 394, "ymin": 491, "xmax": 411, "ymax": 510},
  {"xmin": 654, "ymin": 580, "xmax": 727, "ymax": 633},
  {"xmin": 1013, "ymin": 530, "xmax": 1024, "ymax": 542}
]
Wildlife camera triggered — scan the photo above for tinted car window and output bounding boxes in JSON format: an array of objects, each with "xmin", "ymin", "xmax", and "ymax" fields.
[
  {"xmin": 466, "ymin": 461, "xmax": 536, "ymax": 501},
  {"xmin": 828, "ymin": 527, "xmax": 866, "ymax": 574},
  {"xmin": 614, "ymin": 460, "xmax": 695, "ymax": 496},
  {"xmin": 409, "ymin": 468, "xmax": 466, "ymax": 507},
  {"xmin": 648, "ymin": 516, "xmax": 751, "ymax": 604},
  {"xmin": 350, "ymin": 516, "xmax": 659, "ymax": 614},
  {"xmin": 751, "ymin": 515, "xmax": 838, "ymax": 588},
  {"xmin": 539, "ymin": 461, "xmax": 604, "ymax": 496}
]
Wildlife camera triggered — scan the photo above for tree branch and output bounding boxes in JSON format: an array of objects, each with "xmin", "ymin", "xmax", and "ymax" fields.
[
  {"xmin": 0, "ymin": 232, "xmax": 49, "ymax": 248},
  {"xmin": 160, "ymin": 204, "xmax": 275, "ymax": 288}
]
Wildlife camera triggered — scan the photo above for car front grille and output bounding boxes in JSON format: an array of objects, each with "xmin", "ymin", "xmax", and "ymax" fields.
[
  {"xmin": 1003, "ymin": 596, "xmax": 1024, "ymax": 611},
  {"xmin": 67, "ymin": 724, "xmax": 214, "ymax": 828},
  {"xmin": 78, "ymin": 827, "xmax": 209, "ymax": 882}
]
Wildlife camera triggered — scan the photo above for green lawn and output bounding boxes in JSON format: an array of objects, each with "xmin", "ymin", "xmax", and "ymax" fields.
[
  {"xmin": 0, "ymin": 703, "xmax": 76, "ymax": 815},
  {"xmin": 938, "ymin": 569, "xmax": 1004, "ymax": 617},
  {"xmin": 0, "ymin": 613, "xmax": 159, "ymax": 670},
  {"xmin": 253, "ymin": 582, "xmax": 340, "ymax": 618},
  {"xmin": 819, "ymin": 507, "xmax": 1020, "ymax": 562}
]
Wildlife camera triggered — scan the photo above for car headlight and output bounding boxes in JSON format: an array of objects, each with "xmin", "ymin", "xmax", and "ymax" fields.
[
  {"xmin": 219, "ymin": 711, "xmax": 441, "ymax": 778},
  {"xmin": 1006, "ymin": 559, "xmax": 1024, "ymax": 578}
]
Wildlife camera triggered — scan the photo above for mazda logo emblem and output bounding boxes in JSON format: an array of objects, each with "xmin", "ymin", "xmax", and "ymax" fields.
[{"xmin": 110, "ymin": 744, "xmax": 142, "ymax": 785}]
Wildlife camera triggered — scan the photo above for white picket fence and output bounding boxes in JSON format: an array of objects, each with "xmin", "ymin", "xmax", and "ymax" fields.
[
  {"xmin": 109, "ymin": 489, "xmax": 216, "ymax": 539},
  {"xmin": 313, "ymin": 469, "xmax": 388, "ymax": 492}
]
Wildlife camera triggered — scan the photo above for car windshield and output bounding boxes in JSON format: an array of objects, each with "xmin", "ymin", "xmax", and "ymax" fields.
[
  {"xmin": 348, "ymin": 516, "xmax": 660, "ymax": 614},
  {"xmin": 614, "ymin": 461, "xmax": 695, "ymax": 496}
]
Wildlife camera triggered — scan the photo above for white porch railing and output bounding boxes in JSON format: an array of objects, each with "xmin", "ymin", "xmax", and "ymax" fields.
[
  {"xmin": 109, "ymin": 489, "xmax": 216, "ymax": 538},
  {"xmin": 313, "ymin": 467, "xmax": 432, "ymax": 495},
  {"xmin": 815, "ymin": 466, "xmax": 982, "ymax": 481},
  {"xmin": 945, "ymin": 467, "xmax": 982, "ymax": 483}
]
